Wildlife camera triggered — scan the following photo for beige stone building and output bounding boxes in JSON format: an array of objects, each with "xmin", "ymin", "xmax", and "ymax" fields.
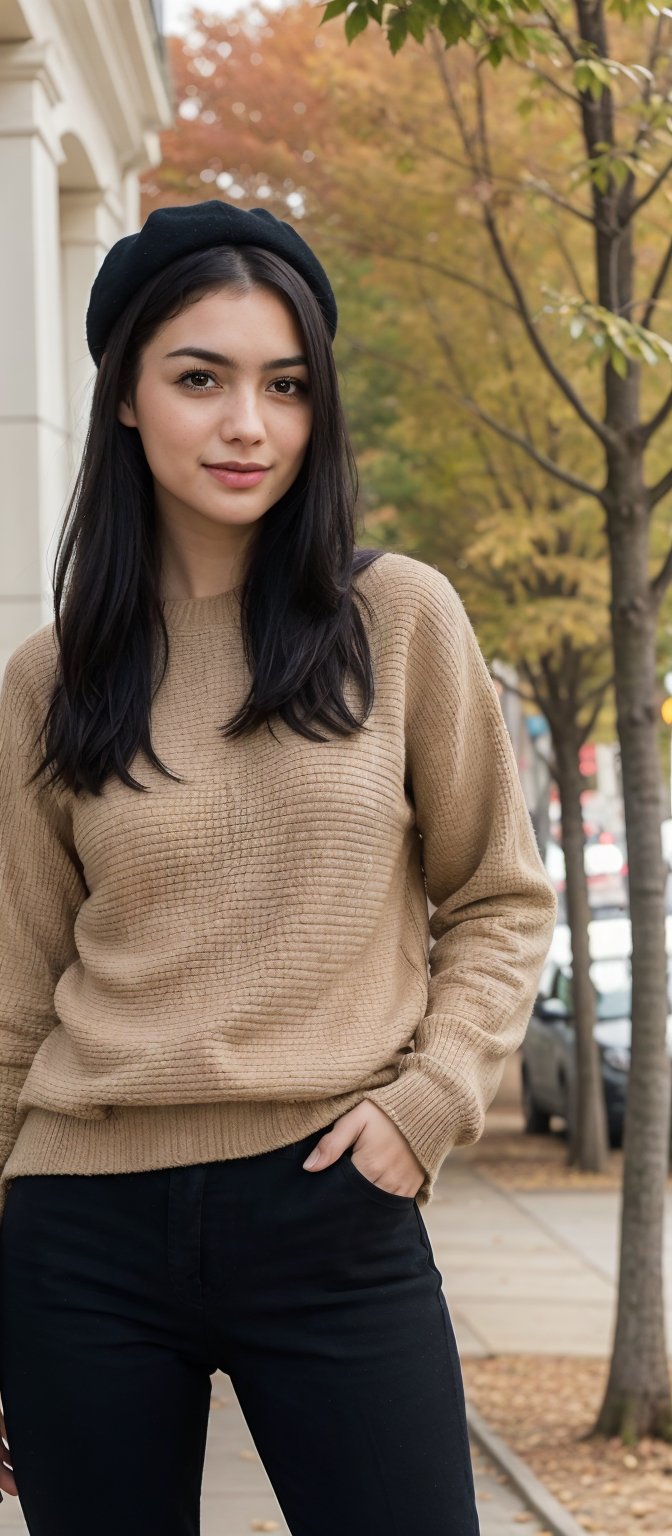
[{"xmin": 0, "ymin": 0, "xmax": 173, "ymax": 670}]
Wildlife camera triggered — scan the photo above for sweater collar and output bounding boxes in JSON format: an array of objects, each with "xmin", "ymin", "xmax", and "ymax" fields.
[{"xmin": 161, "ymin": 584, "xmax": 244, "ymax": 634}]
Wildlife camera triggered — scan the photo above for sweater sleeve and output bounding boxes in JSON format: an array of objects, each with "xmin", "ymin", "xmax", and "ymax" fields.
[
  {"xmin": 366, "ymin": 568, "xmax": 557, "ymax": 1203},
  {"xmin": 0, "ymin": 645, "xmax": 87, "ymax": 1186}
]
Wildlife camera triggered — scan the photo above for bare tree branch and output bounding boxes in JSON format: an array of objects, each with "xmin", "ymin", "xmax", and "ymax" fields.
[
  {"xmin": 649, "ymin": 466, "xmax": 672, "ymax": 510},
  {"xmin": 641, "ymin": 383, "xmax": 672, "ymax": 444},
  {"xmin": 417, "ymin": 272, "xmax": 540, "ymax": 513},
  {"xmin": 521, "ymin": 176, "xmax": 598, "ymax": 227},
  {"xmin": 554, "ymin": 223, "xmax": 589, "ymax": 301},
  {"xmin": 520, "ymin": 657, "xmax": 561, "ymax": 733},
  {"xmin": 581, "ymin": 672, "xmax": 615, "ymax": 708},
  {"xmin": 474, "ymin": 65, "xmax": 616, "ymax": 447},
  {"xmin": 321, "ymin": 223, "xmax": 520, "ymax": 316},
  {"xmin": 641, "ymin": 234, "xmax": 672, "ymax": 331},
  {"xmin": 622, "ymin": 155, "xmax": 672, "ymax": 226},
  {"xmin": 650, "ymin": 540, "xmax": 672, "ymax": 606},
  {"xmin": 539, "ymin": 3, "xmax": 581, "ymax": 62},
  {"xmin": 426, "ymin": 31, "xmax": 616, "ymax": 451},
  {"xmin": 517, "ymin": 59, "xmax": 583, "ymax": 108},
  {"xmin": 577, "ymin": 684, "xmax": 612, "ymax": 749},
  {"xmin": 455, "ymin": 389, "xmax": 605, "ymax": 501},
  {"xmin": 489, "ymin": 665, "xmax": 536, "ymax": 707}
]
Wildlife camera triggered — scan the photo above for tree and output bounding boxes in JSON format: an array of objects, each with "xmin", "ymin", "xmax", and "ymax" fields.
[{"xmin": 322, "ymin": 0, "xmax": 672, "ymax": 1443}]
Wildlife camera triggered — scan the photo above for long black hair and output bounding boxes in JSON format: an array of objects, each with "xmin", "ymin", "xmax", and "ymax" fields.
[{"xmin": 30, "ymin": 243, "xmax": 385, "ymax": 797}]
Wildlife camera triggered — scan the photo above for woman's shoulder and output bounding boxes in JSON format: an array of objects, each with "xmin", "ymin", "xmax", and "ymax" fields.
[
  {"xmin": 2, "ymin": 620, "xmax": 59, "ymax": 718},
  {"xmin": 352, "ymin": 549, "xmax": 464, "ymax": 624}
]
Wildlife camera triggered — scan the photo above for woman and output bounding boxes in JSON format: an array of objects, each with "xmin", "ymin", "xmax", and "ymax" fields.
[{"xmin": 0, "ymin": 200, "xmax": 557, "ymax": 1534}]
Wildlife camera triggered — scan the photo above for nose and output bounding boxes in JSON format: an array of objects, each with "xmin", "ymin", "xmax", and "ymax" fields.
[{"xmin": 217, "ymin": 383, "xmax": 266, "ymax": 445}]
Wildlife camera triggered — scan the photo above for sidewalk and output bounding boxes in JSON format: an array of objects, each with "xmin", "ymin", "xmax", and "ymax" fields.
[
  {"xmin": 435, "ymin": 1153, "xmax": 672, "ymax": 1359},
  {"xmin": 439, "ymin": 1050, "xmax": 672, "ymax": 1360}
]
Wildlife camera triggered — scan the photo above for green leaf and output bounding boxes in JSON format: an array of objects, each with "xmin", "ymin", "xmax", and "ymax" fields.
[
  {"xmin": 487, "ymin": 33, "xmax": 507, "ymax": 65},
  {"xmin": 611, "ymin": 158, "xmax": 630, "ymax": 188},
  {"xmin": 319, "ymin": 0, "xmax": 350, "ymax": 22},
  {"xmin": 437, "ymin": 5, "xmax": 471, "ymax": 46},
  {"xmin": 508, "ymin": 23, "xmax": 531, "ymax": 59},
  {"xmin": 345, "ymin": 3, "xmax": 369, "ymax": 41},
  {"xmin": 609, "ymin": 344, "xmax": 629, "ymax": 378},
  {"xmin": 407, "ymin": 8, "xmax": 427, "ymax": 41},
  {"xmin": 387, "ymin": 7, "xmax": 409, "ymax": 52},
  {"xmin": 592, "ymin": 162, "xmax": 611, "ymax": 193}
]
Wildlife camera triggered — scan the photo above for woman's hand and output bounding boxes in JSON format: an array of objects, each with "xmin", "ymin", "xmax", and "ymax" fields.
[
  {"xmin": 0, "ymin": 1408, "xmax": 17, "ymax": 1498},
  {"xmin": 302, "ymin": 1099, "xmax": 426, "ymax": 1198}
]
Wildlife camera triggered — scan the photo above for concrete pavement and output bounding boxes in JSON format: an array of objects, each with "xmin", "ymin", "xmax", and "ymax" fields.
[{"xmin": 436, "ymin": 1150, "xmax": 672, "ymax": 1360}]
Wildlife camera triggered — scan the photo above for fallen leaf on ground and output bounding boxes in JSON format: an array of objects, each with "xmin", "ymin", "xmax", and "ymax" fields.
[{"xmin": 462, "ymin": 1355, "xmax": 672, "ymax": 1536}]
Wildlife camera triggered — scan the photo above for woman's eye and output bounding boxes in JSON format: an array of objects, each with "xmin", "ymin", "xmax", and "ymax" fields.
[
  {"xmin": 270, "ymin": 377, "xmax": 307, "ymax": 396},
  {"xmin": 178, "ymin": 370, "xmax": 216, "ymax": 392},
  {"xmin": 176, "ymin": 371, "xmax": 307, "ymax": 396}
]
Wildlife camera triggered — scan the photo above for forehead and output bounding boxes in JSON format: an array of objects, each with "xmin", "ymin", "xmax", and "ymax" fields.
[{"xmin": 155, "ymin": 285, "xmax": 305, "ymax": 355}]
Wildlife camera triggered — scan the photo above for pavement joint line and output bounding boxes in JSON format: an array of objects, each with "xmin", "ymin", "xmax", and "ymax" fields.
[
  {"xmin": 463, "ymin": 1162, "xmax": 623, "ymax": 1291},
  {"xmin": 465, "ymin": 1400, "xmax": 587, "ymax": 1536}
]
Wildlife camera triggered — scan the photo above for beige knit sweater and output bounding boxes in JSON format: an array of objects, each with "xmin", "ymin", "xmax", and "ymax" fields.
[{"xmin": 0, "ymin": 552, "xmax": 557, "ymax": 1221}]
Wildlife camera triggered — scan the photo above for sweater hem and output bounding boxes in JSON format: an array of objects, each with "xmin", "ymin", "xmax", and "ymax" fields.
[{"xmin": 0, "ymin": 1086, "xmax": 408, "ymax": 1221}]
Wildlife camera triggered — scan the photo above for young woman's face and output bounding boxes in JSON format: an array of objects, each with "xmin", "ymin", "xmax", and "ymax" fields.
[{"xmin": 117, "ymin": 284, "xmax": 313, "ymax": 538}]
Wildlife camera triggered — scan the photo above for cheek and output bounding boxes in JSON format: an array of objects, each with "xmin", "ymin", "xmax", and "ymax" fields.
[{"xmin": 139, "ymin": 397, "xmax": 205, "ymax": 466}]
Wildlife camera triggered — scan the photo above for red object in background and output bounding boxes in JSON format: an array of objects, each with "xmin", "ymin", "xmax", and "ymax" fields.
[{"xmin": 579, "ymin": 741, "xmax": 597, "ymax": 777}]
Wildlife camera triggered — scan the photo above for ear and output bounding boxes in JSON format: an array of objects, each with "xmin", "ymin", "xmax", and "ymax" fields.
[{"xmin": 117, "ymin": 397, "xmax": 137, "ymax": 428}]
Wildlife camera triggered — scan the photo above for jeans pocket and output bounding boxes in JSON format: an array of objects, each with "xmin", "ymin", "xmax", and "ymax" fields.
[{"xmin": 337, "ymin": 1147, "xmax": 417, "ymax": 1209}]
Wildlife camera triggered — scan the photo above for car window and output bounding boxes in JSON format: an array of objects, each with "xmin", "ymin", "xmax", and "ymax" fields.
[
  {"xmin": 549, "ymin": 952, "xmax": 672, "ymax": 1019},
  {"xmin": 556, "ymin": 971, "xmax": 574, "ymax": 1012}
]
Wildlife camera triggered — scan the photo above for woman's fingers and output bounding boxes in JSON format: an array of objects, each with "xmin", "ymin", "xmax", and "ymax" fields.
[{"xmin": 0, "ymin": 1409, "xmax": 18, "ymax": 1497}]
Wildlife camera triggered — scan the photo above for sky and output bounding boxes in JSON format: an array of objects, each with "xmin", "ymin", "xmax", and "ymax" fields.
[{"xmin": 162, "ymin": 0, "xmax": 286, "ymax": 30}]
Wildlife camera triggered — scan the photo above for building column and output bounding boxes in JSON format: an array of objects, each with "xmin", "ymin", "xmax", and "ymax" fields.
[
  {"xmin": 0, "ymin": 39, "xmax": 67, "ymax": 660},
  {"xmin": 60, "ymin": 188, "xmax": 123, "ymax": 475}
]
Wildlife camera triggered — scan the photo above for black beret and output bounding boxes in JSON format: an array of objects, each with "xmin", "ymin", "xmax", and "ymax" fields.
[{"xmin": 85, "ymin": 199, "xmax": 338, "ymax": 367}]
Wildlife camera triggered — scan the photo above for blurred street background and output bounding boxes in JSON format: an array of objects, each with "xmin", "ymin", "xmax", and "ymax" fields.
[{"xmin": 3, "ymin": 0, "xmax": 672, "ymax": 1531}]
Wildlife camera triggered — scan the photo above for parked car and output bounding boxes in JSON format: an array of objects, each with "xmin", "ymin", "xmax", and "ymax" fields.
[
  {"xmin": 521, "ymin": 953, "xmax": 672, "ymax": 1146},
  {"xmin": 544, "ymin": 835, "xmax": 629, "ymax": 917}
]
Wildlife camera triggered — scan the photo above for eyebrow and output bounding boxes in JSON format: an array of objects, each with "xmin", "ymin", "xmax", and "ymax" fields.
[{"xmin": 164, "ymin": 347, "xmax": 308, "ymax": 370}]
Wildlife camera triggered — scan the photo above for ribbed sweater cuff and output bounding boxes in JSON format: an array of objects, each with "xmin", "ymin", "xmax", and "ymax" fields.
[{"xmin": 365, "ymin": 1057, "xmax": 485, "ymax": 1205}]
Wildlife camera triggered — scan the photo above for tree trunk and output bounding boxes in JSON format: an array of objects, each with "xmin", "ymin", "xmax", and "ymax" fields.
[
  {"xmin": 572, "ymin": 0, "xmax": 672, "ymax": 1443},
  {"xmin": 594, "ymin": 455, "xmax": 672, "ymax": 1439},
  {"xmin": 554, "ymin": 729, "xmax": 610, "ymax": 1171}
]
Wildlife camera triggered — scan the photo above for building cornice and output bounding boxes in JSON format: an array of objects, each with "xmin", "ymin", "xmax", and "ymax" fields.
[
  {"xmin": 52, "ymin": 0, "xmax": 173, "ymax": 171},
  {"xmin": 0, "ymin": 37, "xmax": 64, "ymax": 107}
]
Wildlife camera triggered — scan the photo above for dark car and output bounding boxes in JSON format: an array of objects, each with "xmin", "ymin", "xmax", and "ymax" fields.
[{"xmin": 521, "ymin": 955, "xmax": 672, "ymax": 1146}]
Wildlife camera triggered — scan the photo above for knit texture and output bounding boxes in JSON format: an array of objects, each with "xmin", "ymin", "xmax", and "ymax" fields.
[{"xmin": 0, "ymin": 552, "xmax": 557, "ymax": 1222}]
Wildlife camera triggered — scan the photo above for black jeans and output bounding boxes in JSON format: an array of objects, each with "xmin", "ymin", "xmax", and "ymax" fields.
[{"xmin": 0, "ymin": 1121, "xmax": 480, "ymax": 1536}]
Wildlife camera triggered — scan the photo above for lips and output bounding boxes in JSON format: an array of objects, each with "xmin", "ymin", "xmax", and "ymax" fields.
[{"xmin": 204, "ymin": 464, "xmax": 269, "ymax": 489}]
